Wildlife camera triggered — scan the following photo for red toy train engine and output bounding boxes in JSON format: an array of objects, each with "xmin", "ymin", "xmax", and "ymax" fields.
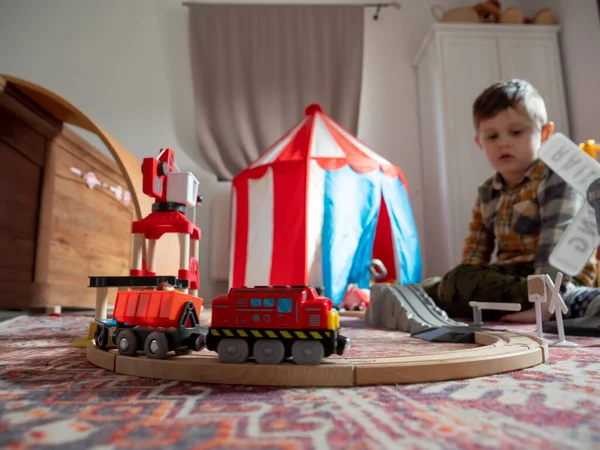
[{"xmin": 207, "ymin": 285, "xmax": 351, "ymax": 365}]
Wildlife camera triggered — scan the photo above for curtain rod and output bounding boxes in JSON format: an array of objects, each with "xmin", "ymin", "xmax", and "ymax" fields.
[{"xmin": 181, "ymin": 2, "xmax": 401, "ymax": 20}]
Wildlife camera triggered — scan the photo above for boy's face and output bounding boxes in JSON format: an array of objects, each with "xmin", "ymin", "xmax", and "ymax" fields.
[{"xmin": 475, "ymin": 107, "xmax": 554, "ymax": 187}]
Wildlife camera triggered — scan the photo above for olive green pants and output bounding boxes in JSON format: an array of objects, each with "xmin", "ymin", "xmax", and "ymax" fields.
[{"xmin": 422, "ymin": 262, "xmax": 535, "ymax": 321}]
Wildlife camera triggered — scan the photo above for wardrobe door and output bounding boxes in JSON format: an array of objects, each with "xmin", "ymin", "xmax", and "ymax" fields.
[
  {"xmin": 498, "ymin": 35, "xmax": 570, "ymax": 135},
  {"xmin": 439, "ymin": 35, "xmax": 501, "ymax": 266}
]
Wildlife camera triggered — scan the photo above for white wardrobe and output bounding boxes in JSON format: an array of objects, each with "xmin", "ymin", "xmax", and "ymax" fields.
[{"xmin": 414, "ymin": 23, "xmax": 570, "ymax": 278}]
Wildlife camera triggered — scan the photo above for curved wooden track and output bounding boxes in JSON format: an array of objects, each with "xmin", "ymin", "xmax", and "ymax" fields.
[{"xmin": 86, "ymin": 330, "xmax": 548, "ymax": 387}]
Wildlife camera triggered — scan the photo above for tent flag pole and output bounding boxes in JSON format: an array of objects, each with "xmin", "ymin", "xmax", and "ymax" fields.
[{"xmin": 181, "ymin": 2, "xmax": 402, "ymax": 20}]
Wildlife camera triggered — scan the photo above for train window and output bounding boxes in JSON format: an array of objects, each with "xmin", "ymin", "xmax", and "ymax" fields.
[
  {"xmin": 251, "ymin": 298, "xmax": 262, "ymax": 307},
  {"xmin": 264, "ymin": 298, "xmax": 274, "ymax": 307},
  {"xmin": 277, "ymin": 298, "xmax": 292, "ymax": 313}
]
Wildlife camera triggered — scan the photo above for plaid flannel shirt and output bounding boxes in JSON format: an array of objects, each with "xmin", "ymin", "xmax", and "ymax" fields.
[{"xmin": 462, "ymin": 159, "xmax": 597, "ymax": 286}]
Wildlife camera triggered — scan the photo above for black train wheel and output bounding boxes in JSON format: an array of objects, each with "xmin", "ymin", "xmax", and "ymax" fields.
[
  {"xmin": 94, "ymin": 325, "xmax": 109, "ymax": 351},
  {"xmin": 216, "ymin": 338, "xmax": 249, "ymax": 364},
  {"xmin": 291, "ymin": 340, "xmax": 324, "ymax": 365},
  {"xmin": 145, "ymin": 332, "xmax": 169, "ymax": 359},
  {"xmin": 116, "ymin": 330, "xmax": 138, "ymax": 357}
]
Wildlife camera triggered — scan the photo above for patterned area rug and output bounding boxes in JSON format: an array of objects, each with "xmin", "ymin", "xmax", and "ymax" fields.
[{"xmin": 1, "ymin": 314, "xmax": 600, "ymax": 449}]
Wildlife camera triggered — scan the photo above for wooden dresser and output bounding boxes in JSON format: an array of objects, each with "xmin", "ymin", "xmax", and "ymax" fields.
[{"xmin": 0, "ymin": 77, "xmax": 135, "ymax": 309}]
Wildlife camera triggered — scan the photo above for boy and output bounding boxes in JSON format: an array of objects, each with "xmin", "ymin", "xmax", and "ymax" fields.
[{"xmin": 423, "ymin": 79, "xmax": 599, "ymax": 322}]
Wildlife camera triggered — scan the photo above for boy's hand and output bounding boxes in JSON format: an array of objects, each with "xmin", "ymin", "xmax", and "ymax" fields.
[{"xmin": 500, "ymin": 306, "xmax": 552, "ymax": 323}]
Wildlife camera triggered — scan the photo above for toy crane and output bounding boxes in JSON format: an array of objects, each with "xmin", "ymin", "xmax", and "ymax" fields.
[
  {"xmin": 73, "ymin": 148, "xmax": 203, "ymax": 349},
  {"xmin": 131, "ymin": 148, "xmax": 202, "ymax": 296}
]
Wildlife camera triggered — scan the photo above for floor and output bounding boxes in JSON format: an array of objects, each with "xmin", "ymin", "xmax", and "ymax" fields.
[{"xmin": 0, "ymin": 308, "xmax": 95, "ymax": 322}]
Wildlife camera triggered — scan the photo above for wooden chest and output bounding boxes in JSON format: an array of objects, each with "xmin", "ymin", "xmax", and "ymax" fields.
[{"xmin": 0, "ymin": 79, "xmax": 136, "ymax": 309}]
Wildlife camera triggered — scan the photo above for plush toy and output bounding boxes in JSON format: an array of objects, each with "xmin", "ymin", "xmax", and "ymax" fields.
[
  {"xmin": 432, "ymin": 1, "xmax": 556, "ymax": 25},
  {"xmin": 432, "ymin": 0, "xmax": 500, "ymax": 23},
  {"xmin": 500, "ymin": 6, "xmax": 557, "ymax": 25},
  {"xmin": 528, "ymin": 8, "xmax": 557, "ymax": 25},
  {"xmin": 473, "ymin": 0, "xmax": 501, "ymax": 22},
  {"xmin": 499, "ymin": 6, "xmax": 524, "ymax": 24},
  {"xmin": 340, "ymin": 284, "xmax": 370, "ymax": 311}
]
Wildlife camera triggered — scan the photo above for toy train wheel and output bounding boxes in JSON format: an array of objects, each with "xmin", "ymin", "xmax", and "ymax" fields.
[
  {"xmin": 145, "ymin": 332, "xmax": 169, "ymax": 359},
  {"xmin": 117, "ymin": 330, "xmax": 138, "ymax": 356},
  {"xmin": 216, "ymin": 338, "xmax": 249, "ymax": 364},
  {"xmin": 292, "ymin": 341, "xmax": 324, "ymax": 365},
  {"xmin": 253, "ymin": 339, "xmax": 285, "ymax": 365},
  {"xmin": 192, "ymin": 334, "xmax": 205, "ymax": 351},
  {"xmin": 94, "ymin": 325, "xmax": 108, "ymax": 350}
]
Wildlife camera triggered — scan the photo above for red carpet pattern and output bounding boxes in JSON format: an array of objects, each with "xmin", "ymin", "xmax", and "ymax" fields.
[{"xmin": 1, "ymin": 314, "xmax": 599, "ymax": 449}]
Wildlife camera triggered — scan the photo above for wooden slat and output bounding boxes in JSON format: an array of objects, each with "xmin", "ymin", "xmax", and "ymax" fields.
[
  {"xmin": 53, "ymin": 130, "xmax": 126, "ymax": 188},
  {"xmin": 0, "ymin": 281, "xmax": 35, "ymax": 308},
  {"xmin": 0, "ymin": 137, "xmax": 43, "ymax": 285},
  {"xmin": 43, "ymin": 136, "xmax": 133, "ymax": 289},
  {"xmin": 0, "ymin": 140, "xmax": 43, "ymax": 210},
  {"xmin": 0, "ymin": 107, "xmax": 46, "ymax": 167},
  {"xmin": 0, "ymin": 235, "xmax": 35, "ymax": 280}
]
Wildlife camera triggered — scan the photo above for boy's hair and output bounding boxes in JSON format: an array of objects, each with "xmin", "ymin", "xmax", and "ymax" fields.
[{"xmin": 472, "ymin": 79, "xmax": 548, "ymax": 130}]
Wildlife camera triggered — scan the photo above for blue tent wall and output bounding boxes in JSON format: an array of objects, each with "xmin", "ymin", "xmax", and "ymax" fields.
[
  {"xmin": 321, "ymin": 167, "xmax": 422, "ymax": 306},
  {"xmin": 380, "ymin": 172, "xmax": 423, "ymax": 285}
]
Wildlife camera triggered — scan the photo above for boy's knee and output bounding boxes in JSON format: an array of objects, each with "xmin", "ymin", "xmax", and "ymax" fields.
[{"xmin": 439, "ymin": 264, "xmax": 486, "ymax": 303}]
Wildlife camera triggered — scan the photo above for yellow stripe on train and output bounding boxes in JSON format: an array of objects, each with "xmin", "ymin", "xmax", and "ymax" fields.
[{"xmin": 211, "ymin": 328, "xmax": 330, "ymax": 339}]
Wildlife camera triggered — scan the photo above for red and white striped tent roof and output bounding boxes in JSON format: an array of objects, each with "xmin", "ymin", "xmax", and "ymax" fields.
[
  {"xmin": 229, "ymin": 104, "xmax": 421, "ymax": 304},
  {"xmin": 245, "ymin": 104, "xmax": 405, "ymax": 180}
]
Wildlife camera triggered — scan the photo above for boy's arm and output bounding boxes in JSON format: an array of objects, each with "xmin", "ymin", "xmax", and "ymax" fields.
[
  {"xmin": 461, "ymin": 195, "xmax": 495, "ymax": 265},
  {"xmin": 536, "ymin": 171, "xmax": 593, "ymax": 283}
]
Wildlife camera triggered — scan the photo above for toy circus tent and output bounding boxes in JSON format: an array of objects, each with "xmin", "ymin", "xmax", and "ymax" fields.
[{"xmin": 229, "ymin": 104, "xmax": 422, "ymax": 306}]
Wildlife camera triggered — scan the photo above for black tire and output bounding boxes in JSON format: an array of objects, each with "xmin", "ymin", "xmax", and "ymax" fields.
[
  {"xmin": 190, "ymin": 333, "xmax": 205, "ymax": 351},
  {"xmin": 116, "ymin": 330, "xmax": 138, "ymax": 357},
  {"xmin": 94, "ymin": 325, "xmax": 108, "ymax": 351},
  {"xmin": 216, "ymin": 338, "xmax": 249, "ymax": 364},
  {"xmin": 145, "ymin": 332, "xmax": 169, "ymax": 359}
]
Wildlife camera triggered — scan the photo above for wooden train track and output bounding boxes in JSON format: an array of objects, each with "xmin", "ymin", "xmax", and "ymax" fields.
[{"xmin": 86, "ymin": 330, "xmax": 548, "ymax": 387}]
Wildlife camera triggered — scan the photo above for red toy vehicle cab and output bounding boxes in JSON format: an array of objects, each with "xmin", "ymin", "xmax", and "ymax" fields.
[{"xmin": 206, "ymin": 285, "xmax": 350, "ymax": 365}]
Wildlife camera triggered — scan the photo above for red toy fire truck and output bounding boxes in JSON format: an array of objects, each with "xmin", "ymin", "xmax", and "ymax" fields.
[{"xmin": 206, "ymin": 285, "xmax": 351, "ymax": 365}]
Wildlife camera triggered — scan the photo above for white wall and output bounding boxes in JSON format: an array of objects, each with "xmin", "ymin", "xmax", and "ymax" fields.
[
  {"xmin": 541, "ymin": 0, "xmax": 600, "ymax": 143},
  {"xmin": 1, "ymin": 0, "xmax": 598, "ymax": 302},
  {"xmin": 514, "ymin": 0, "xmax": 600, "ymax": 143}
]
